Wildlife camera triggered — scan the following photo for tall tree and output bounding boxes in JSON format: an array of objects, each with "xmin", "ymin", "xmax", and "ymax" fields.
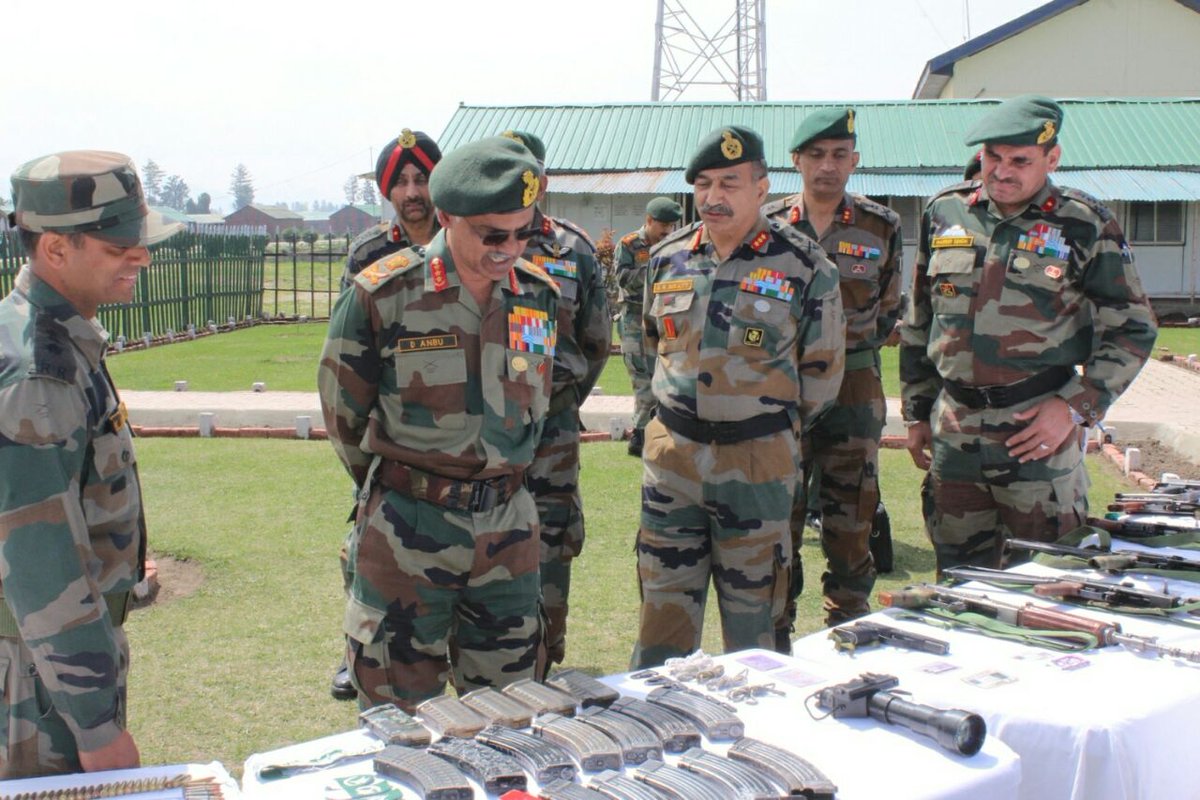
[
  {"xmin": 360, "ymin": 179, "xmax": 377, "ymax": 207},
  {"xmin": 160, "ymin": 175, "xmax": 190, "ymax": 211},
  {"xmin": 343, "ymin": 175, "xmax": 360, "ymax": 206},
  {"xmin": 141, "ymin": 159, "xmax": 164, "ymax": 205},
  {"xmin": 230, "ymin": 164, "xmax": 255, "ymax": 210},
  {"xmin": 195, "ymin": 192, "xmax": 211, "ymax": 214}
]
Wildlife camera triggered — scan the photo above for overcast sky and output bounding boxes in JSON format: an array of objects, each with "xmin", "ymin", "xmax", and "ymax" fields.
[{"xmin": 3, "ymin": 0, "xmax": 1045, "ymax": 211}]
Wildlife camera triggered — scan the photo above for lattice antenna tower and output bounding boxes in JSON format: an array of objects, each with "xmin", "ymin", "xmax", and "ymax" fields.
[{"xmin": 652, "ymin": 0, "xmax": 767, "ymax": 101}]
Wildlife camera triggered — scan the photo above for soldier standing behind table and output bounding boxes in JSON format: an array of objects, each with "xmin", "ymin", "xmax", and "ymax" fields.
[
  {"xmin": 500, "ymin": 129, "xmax": 611, "ymax": 673},
  {"xmin": 764, "ymin": 108, "xmax": 902, "ymax": 637},
  {"xmin": 0, "ymin": 151, "xmax": 183, "ymax": 777},
  {"xmin": 613, "ymin": 197, "xmax": 683, "ymax": 457},
  {"xmin": 339, "ymin": 129, "xmax": 442, "ymax": 291},
  {"xmin": 631, "ymin": 126, "xmax": 845, "ymax": 669},
  {"xmin": 901, "ymin": 95, "xmax": 1157, "ymax": 574},
  {"xmin": 319, "ymin": 137, "xmax": 558, "ymax": 712}
]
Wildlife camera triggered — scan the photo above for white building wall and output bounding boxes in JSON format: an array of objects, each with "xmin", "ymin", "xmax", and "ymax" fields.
[{"xmin": 940, "ymin": 0, "xmax": 1200, "ymax": 98}]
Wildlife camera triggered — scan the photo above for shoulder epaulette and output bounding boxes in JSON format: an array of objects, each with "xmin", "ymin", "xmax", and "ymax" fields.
[
  {"xmin": 354, "ymin": 246, "xmax": 423, "ymax": 293},
  {"xmin": 551, "ymin": 216, "xmax": 596, "ymax": 253},
  {"xmin": 349, "ymin": 221, "xmax": 388, "ymax": 249},
  {"xmin": 760, "ymin": 196, "xmax": 794, "ymax": 218},
  {"xmin": 928, "ymin": 179, "xmax": 978, "ymax": 203},
  {"xmin": 515, "ymin": 256, "xmax": 561, "ymax": 295},
  {"xmin": 620, "ymin": 231, "xmax": 640, "ymax": 246},
  {"xmin": 1059, "ymin": 186, "xmax": 1115, "ymax": 222},
  {"xmin": 652, "ymin": 222, "xmax": 697, "ymax": 256},
  {"xmin": 851, "ymin": 193, "xmax": 900, "ymax": 226},
  {"xmin": 770, "ymin": 219, "xmax": 824, "ymax": 259}
]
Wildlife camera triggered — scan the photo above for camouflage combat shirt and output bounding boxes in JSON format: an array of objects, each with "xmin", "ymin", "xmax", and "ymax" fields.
[
  {"xmin": 900, "ymin": 180, "xmax": 1157, "ymax": 424},
  {"xmin": 643, "ymin": 216, "xmax": 845, "ymax": 429},
  {"xmin": 765, "ymin": 192, "xmax": 903, "ymax": 355},
  {"xmin": 523, "ymin": 210, "xmax": 610, "ymax": 405},
  {"xmin": 614, "ymin": 226, "xmax": 652, "ymax": 312},
  {"xmin": 339, "ymin": 218, "xmax": 441, "ymax": 291},
  {"xmin": 319, "ymin": 229, "xmax": 560, "ymax": 487},
  {"xmin": 0, "ymin": 266, "xmax": 145, "ymax": 751}
]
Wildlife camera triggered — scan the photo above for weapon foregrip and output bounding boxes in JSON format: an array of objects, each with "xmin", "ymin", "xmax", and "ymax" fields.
[{"xmin": 1015, "ymin": 604, "xmax": 1115, "ymax": 642}]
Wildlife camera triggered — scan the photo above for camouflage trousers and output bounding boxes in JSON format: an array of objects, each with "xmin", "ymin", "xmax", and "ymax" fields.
[
  {"xmin": 618, "ymin": 308, "xmax": 656, "ymax": 430},
  {"xmin": 0, "ymin": 631, "xmax": 129, "ymax": 779},
  {"xmin": 928, "ymin": 393, "xmax": 1089, "ymax": 574},
  {"xmin": 786, "ymin": 366, "xmax": 884, "ymax": 629},
  {"xmin": 526, "ymin": 406, "xmax": 585, "ymax": 671},
  {"xmin": 631, "ymin": 418, "xmax": 796, "ymax": 669},
  {"xmin": 344, "ymin": 483, "xmax": 542, "ymax": 714}
]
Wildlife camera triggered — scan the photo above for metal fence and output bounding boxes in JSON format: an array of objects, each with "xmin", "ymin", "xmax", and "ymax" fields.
[{"xmin": 0, "ymin": 223, "xmax": 370, "ymax": 330}]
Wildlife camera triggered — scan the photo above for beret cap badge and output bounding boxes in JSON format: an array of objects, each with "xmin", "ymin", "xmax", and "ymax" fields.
[
  {"xmin": 1036, "ymin": 121, "xmax": 1056, "ymax": 145},
  {"xmin": 720, "ymin": 131, "xmax": 743, "ymax": 160},
  {"xmin": 846, "ymin": 110, "xmax": 855, "ymax": 134},
  {"xmin": 522, "ymin": 170, "xmax": 540, "ymax": 207}
]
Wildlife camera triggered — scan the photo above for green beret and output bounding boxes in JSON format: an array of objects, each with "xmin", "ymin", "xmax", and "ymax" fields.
[
  {"xmin": 789, "ymin": 108, "xmax": 857, "ymax": 152},
  {"xmin": 499, "ymin": 130, "xmax": 547, "ymax": 164},
  {"xmin": 429, "ymin": 137, "xmax": 542, "ymax": 217},
  {"xmin": 645, "ymin": 197, "xmax": 682, "ymax": 223},
  {"xmin": 964, "ymin": 94, "xmax": 1064, "ymax": 147},
  {"xmin": 10, "ymin": 150, "xmax": 182, "ymax": 246},
  {"xmin": 685, "ymin": 125, "xmax": 765, "ymax": 184}
]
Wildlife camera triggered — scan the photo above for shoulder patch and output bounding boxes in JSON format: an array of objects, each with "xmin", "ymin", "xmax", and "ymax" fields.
[
  {"xmin": 354, "ymin": 246, "xmax": 423, "ymax": 293},
  {"xmin": 1059, "ymin": 187, "xmax": 1114, "ymax": 223}
]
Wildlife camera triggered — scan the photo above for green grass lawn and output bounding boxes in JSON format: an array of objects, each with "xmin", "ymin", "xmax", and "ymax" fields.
[
  {"xmin": 124, "ymin": 437, "xmax": 1130, "ymax": 774},
  {"xmin": 1153, "ymin": 326, "xmax": 1200, "ymax": 358}
]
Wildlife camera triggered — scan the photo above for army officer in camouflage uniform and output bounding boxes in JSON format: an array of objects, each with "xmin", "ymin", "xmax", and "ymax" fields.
[
  {"xmin": 901, "ymin": 95, "xmax": 1157, "ymax": 573},
  {"xmin": 501, "ymin": 130, "xmax": 611, "ymax": 671},
  {"xmin": 319, "ymin": 137, "xmax": 559, "ymax": 711},
  {"xmin": 631, "ymin": 126, "xmax": 845, "ymax": 669},
  {"xmin": 614, "ymin": 197, "xmax": 683, "ymax": 457},
  {"xmin": 339, "ymin": 129, "xmax": 442, "ymax": 290},
  {"xmin": 765, "ymin": 108, "xmax": 902, "ymax": 631},
  {"xmin": 0, "ymin": 151, "xmax": 182, "ymax": 777}
]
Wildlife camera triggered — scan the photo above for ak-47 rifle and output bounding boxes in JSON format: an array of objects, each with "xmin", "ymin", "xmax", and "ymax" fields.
[
  {"xmin": 942, "ymin": 566, "xmax": 1194, "ymax": 612},
  {"xmin": 1007, "ymin": 537, "xmax": 1200, "ymax": 574},
  {"xmin": 879, "ymin": 584, "xmax": 1200, "ymax": 661}
]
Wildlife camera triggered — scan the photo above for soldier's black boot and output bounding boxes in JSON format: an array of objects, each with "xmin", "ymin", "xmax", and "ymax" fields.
[
  {"xmin": 627, "ymin": 427, "xmax": 645, "ymax": 457},
  {"xmin": 331, "ymin": 659, "xmax": 357, "ymax": 701}
]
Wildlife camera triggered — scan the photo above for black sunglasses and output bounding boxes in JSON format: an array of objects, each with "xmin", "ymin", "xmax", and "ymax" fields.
[{"xmin": 469, "ymin": 223, "xmax": 540, "ymax": 246}]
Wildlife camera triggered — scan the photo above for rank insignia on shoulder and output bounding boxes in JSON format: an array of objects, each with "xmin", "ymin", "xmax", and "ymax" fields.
[
  {"xmin": 385, "ymin": 254, "xmax": 409, "ymax": 271},
  {"xmin": 931, "ymin": 225, "xmax": 975, "ymax": 249},
  {"xmin": 938, "ymin": 281, "xmax": 958, "ymax": 298},
  {"xmin": 750, "ymin": 230, "xmax": 770, "ymax": 251},
  {"xmin": 653, "ymin": 278, "xmax": 694, "ymax": 294},
  {"xmin": 739, "ymin": 268, "xmax": 794, "ymax": 302},
  {"xmin": 621, "ymin": 232, "xmax": 638, "ymax": 245},
  {"xmin": 744, "ymin": 327, "xmax": 765, "ymax": 347},
  {"xmin": 362, "ymin": 264, "xmax": 388, "ymax": 285},
  {"xmin": 532, "ymin": 254, "xmax": 578, "ymax": 280},
  {"xmin": 430, "ymin": 257, "xmax": 449, "ymax": 291}
]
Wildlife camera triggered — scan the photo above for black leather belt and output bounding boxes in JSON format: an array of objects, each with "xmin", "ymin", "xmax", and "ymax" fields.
[
  {"xmin": 656, "ymin": 405, "xmax": 793, "ymax": 445},
  {"xmin": 942, "ymin": 366, "xmax": 1073, "ymax": 410},
  {"xmin": 377, "ymin": 461, "xmax": 524, "ymax": 513}
]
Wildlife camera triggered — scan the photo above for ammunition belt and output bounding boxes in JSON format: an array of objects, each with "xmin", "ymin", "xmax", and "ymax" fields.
[
  {"xmin": 656, "ymin": 405, "xmax": 792, "ymax": 445},
  {"xmin": 0, "ymin": 591, "xmax": 132, "ymax": 639},
  {"xmin": 377, "ymin": 460, "xmax": 524, "ymax": 514},
  {"xmin": 942, "ymin": 365, "xmax": 1073, "ymax": 410}
]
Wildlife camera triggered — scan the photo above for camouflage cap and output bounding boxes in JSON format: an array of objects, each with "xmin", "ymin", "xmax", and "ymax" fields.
[
  {"xmin": 645, "ymin": 197, "xmax": 682, "ymax": 223},
  {"xmin": 789, "ymin": 107, "xmax": 857, "ymax": 152},
  {"xmin": 10, "ymin": 150, "xmax": 182, "ymax": 246},
  {"xmin": 964, "ymin": 95, "xmax": 1064, "ymax": 147},
  {"xmin": 685, "ymin": 125, "xmax": 764, "ymax": 184},
  {"xmin": 375, "ymin": 129, "xmax": 441, "ymax": 195},
  {"xmin": 429, "ymin": 136, "xmax": 542, "ymax": 217},
  {"xmin": 499, "ymin": 130, "xmax": 547, "ymax": 165}
]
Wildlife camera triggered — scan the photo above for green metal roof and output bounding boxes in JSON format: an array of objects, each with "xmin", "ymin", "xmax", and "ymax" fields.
[{"xmin": 439, "ymin": 99, "xmax": 1200, "ymax": 173}]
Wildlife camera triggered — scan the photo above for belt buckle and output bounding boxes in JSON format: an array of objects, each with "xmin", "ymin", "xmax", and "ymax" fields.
[
  {"xmin": 469, "ymin": 481, "xmax": 499, "ymax": 513},
  {"xmin": 978, "ymin": 385, "xmax": 1007, "ymax": 408}
]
